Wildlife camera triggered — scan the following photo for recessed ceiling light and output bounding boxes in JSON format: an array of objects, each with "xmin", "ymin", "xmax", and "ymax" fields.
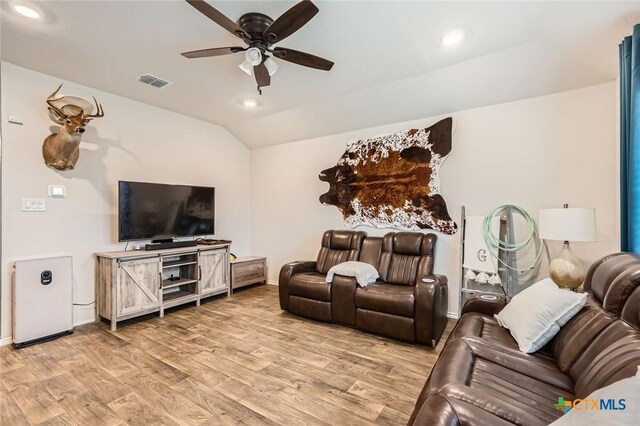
[
  {"xmin": 441, "ymin": 30, "xmax": 464, "ymax": 47},
  {"xmin": 242, "ymin": 98, "xmax": 258, "ymax": 108},
  {"xmin": 14, "ymin": 5, "xmax": 40, "ymax": 19}
]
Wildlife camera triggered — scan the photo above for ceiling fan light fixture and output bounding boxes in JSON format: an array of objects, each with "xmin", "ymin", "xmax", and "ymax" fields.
[
  {"xmin": 238, "ymin": 47, "xmax": 263, "ymax": 76},
  {"xmin": 238, "ymin": 60, "xmax": 254, "ymax": 76},
  {"xmin": 264, "ymin": 57, "xmax": 279, "ymax": 76},
  {"xmin": 183, "ymin": 0, "xmax": 334, "ymax": 94},
  {"xmin": 246, "ymin": 47, "xmax": 262, "ymax": 65}
]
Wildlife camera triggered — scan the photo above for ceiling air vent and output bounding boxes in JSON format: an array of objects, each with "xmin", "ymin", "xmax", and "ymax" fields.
[{"xmin": 137, "ymin": 74, "xmax": 171, "ymax": 88}]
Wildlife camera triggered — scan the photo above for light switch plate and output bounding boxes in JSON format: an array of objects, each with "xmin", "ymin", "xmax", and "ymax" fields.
[
  {"xmin": 48, "ymin": 185, "xmax": 66, "ymax": 198},
  {"xmin": 8, "ymin": 115, "xmax": 23, "ymax": 125},
  {"xmin": 22, "ymin": 198, "xmax": 46, "ymax": 212}
]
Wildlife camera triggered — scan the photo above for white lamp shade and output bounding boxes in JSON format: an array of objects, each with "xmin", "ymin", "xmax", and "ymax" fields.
[
  {"xmin": 538, "ymin": 208, "xmax": 596, "ymax": 242},
  {"xmin": 238, "ymin": 60, "xmax": 253, "ymax": 76},
  {"xmin": 245, "ymin": 48, "xmax": 262, "ymax": 65},
  {"xmin": 264, "ymin": 57, "xmax": 279, "ymax": 76},
  {"xmin": 238, "ymin": 48, "xmax": 262, "ymax": 76}
]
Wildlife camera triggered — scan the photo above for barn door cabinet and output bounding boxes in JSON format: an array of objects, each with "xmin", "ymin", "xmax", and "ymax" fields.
[
  {"xmin": 96, "ymin": 244, "xmax": 230, "ymax": 330},
  {"xmin": 116, "ymin": 257, "xmax": 161, "ymax": 317},
  {"xmin": 199, "ymin": 250, "xmax": 229, "ymax": 295}
]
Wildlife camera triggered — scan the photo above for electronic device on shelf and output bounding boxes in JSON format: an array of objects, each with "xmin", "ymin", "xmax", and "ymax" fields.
[
  {"xmin": 195, "ymin": 238, "xmax": 232, "ymax": 246},
  {"xmin": 118, "ymin": 180, "xmax": 215, "ymax": 244},
  {"xmin": 144, "ymin": 240, "xmax": 198, "ymax": 251}
]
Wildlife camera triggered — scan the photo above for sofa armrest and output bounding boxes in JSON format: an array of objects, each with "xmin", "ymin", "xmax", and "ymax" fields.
[
  {"xmin": 415, "ymin": 274, "xmax": 448, "ymax": 347},
  {"xmin": 461, "ymin": 295, "xmax": 507, "ymax": 316},
  {"xmin": 408, "ymin": 394, "xmax": 460, "ymax": 426},
  {"xmin": 278, "ymin": 261, "xmax": 316, "ymax": 311},
  {"xmin": 331, "ymin": 275, "xmax": 359, "ymax": 326}
]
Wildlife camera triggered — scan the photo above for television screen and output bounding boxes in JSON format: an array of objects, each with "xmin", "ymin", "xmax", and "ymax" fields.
[{"xmin": 118, "ymin": 181, "xmax": 215, "ymax": 242}]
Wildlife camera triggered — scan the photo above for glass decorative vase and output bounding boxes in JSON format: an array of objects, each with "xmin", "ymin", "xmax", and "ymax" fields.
[{"xmin": 549, "ymin": 241, "xmax": 585, "ymax": 289}]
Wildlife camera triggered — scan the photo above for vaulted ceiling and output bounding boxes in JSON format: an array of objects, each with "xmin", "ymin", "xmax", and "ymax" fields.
[{"xmin": 2, "ymin": 1, "xmax": 638, "ymax": 148}]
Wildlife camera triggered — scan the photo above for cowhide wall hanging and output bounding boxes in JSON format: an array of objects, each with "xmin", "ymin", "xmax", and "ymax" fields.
[{"xmin": 319, "ymin": 117, "xmax": 457, "ymax": 234}]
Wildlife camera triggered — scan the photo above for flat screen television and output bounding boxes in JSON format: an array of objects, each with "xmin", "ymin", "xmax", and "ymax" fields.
[{"xmin": 118, "ymin": 181, "xmax": 215, "ymax": 242}]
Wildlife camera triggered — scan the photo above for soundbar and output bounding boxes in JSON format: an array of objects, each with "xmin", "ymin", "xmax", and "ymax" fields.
[{"xmin": 144, "ymin": 241, "xmax": 198, "ymax": 251}]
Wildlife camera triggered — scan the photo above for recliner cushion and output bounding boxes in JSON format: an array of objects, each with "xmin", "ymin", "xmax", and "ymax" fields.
[
  {"xmin": 386, "ymin": 254, "xmax": 423, "ymax": 286},
  {"xmin": 356, "ymin": 309, "xmax": 416, "ymax": 342},
  {"xmin": 583, "ymin": 252, "xmax": 640, "ymax": 314},
  {"xmin": 569, "ymin": 319, "xmax": 640, "ymax": 397},
  {"xmin": 622, "ymin": 285, "xmax": 640, "ymax": 328},
  {"xmin": 326, "ymin": 230, "xmax": 360, "ymax": 250},
  {"xmin": 378, "ymin": 232, "xmax": 437, "ymax": 286},
  {"xmin": 316, "ymin": 230, "xmax": 366, "ymax": 274},
  {"xmin": 355, "ymin": 283, "xmax": 415, "ymax": 317},
  {"xmin": 316, "ymin": 248, "xmax": 354, "ymax": 274},
  {"xmin": 550, "ymin": 295, "xmax": 615, "ymax": 373},
  {"xmin": 393, "ymin": 232, "xmax": 425, "ymax": 255},
  {"xmin": 288, "ymin": 273, "xmax": 331, "ymax": 302}
]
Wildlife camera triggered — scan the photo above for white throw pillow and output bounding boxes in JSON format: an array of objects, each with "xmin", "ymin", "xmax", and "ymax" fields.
[
  {"xmin": 326, "ymin": 261, "xmax": 379, "ymax": 287},
  {"xmin": 495, "ymin": 278, "xmax": 587, "ymax": 353},
  {"xmin": 549, "ymin": 366, "xmax": 640, "ymax": 426}
]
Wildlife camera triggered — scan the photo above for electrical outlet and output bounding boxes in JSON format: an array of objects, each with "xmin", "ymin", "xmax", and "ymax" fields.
[{"xmin": 22, "ymin": 198, "xmax": 46, "ymax": 212}]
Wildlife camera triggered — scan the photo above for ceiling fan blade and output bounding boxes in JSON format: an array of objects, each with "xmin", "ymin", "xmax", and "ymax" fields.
[
  {"xmin": 181, "ymin": 46, "xmax": 245, "ymax": 58},
  {"xmin": 272, "ymin": 47, "xmax": 333, "ymax": 71},
  {"xmin": 254, "ymin": 63, "xmax": 271, "ymax": 87},
  {"xmin": 263, "ymin": 0, "xmax": 319, "ymax": 43},
  {"xmin": 186, "ymin": 0, "xmax": 247, "ymax": 39}
]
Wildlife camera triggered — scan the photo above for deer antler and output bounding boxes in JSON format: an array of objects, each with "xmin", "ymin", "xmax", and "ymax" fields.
[
  {"xmin": 83, "ymin": 96, "xmax": 104, "ymax": 119},
  {"xmin": 46, "ymin": 84, "xmax": 68, "ymax": 119}
]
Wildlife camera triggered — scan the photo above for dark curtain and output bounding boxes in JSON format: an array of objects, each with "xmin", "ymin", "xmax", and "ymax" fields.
[{"xmin": 620, "ymin": 24, "xmax": 640, "ymax": 252}]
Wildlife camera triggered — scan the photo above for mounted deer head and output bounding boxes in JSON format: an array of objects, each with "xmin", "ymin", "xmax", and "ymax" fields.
[{"xmin": 42, "ymin": 84, "xmax": 104, "ymax": 170}]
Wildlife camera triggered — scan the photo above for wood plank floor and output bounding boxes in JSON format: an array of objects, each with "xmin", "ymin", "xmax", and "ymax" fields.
[{"xmin": 0, "ymin": 285, "xmax": 455, "ymax": 426}]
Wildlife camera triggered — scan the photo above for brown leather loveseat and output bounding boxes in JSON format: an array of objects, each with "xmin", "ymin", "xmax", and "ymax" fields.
[
  {"xmin": 408, "ymin": 252, "xmax": 640, "ymax": 425},
  {"xmin": 279, "ymin": 230, "xmax": 449, "ymax": 347}
]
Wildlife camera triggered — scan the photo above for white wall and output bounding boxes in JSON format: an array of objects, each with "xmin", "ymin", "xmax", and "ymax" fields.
[
  {"xmin": 1, "ymin": 62, "xmax": 251, "ymax": 339},
  {"xmin": 251, "ymin": 82, "xmax": 619, "ymax": 316},
  {"xmin": 0, "ymin": 63, "xmax": 619, "ymax": 340}
]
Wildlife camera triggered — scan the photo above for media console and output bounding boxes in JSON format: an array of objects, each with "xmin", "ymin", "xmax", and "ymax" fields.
[{"xmin": 95, "ymin": 242, "xmax": 230, "ymax": 330}]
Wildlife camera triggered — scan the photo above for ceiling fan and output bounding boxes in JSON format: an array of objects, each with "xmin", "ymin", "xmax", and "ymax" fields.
[{"xmin": 182, "ymin": 0, "xmax": 334, "ymax": 95}]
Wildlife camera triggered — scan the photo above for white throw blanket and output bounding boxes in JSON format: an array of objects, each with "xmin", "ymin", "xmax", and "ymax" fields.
[{"xmin": 326, "ymin": 261, "xmax": 379, "ymax": 287}]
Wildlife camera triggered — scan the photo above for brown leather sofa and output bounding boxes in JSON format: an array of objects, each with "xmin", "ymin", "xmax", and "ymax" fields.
[
  {"xmin": 408, "ymin": 252, "xmax": 640, "ymax": 426},
  {"xmin": 279, "ymin": 230, "xmax": 449, "ymax": 347}
]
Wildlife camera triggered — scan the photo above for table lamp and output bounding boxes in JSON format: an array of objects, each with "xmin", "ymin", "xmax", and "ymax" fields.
[{"xmin": 539, "ymin": 205, "xmax": 596, "ymax": 289}]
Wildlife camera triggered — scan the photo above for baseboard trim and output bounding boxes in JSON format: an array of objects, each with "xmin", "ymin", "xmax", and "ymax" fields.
[
  {"xmin": 266, "ymin": 280, "xmax": 278, "ymax": 286},
  {"xmin": 0, "ymin": 318, "xmax": 94, "ymax": 347},
  {"xmin": 74, "ymin": 317, "xmax": 96, "ymax": 327}
]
